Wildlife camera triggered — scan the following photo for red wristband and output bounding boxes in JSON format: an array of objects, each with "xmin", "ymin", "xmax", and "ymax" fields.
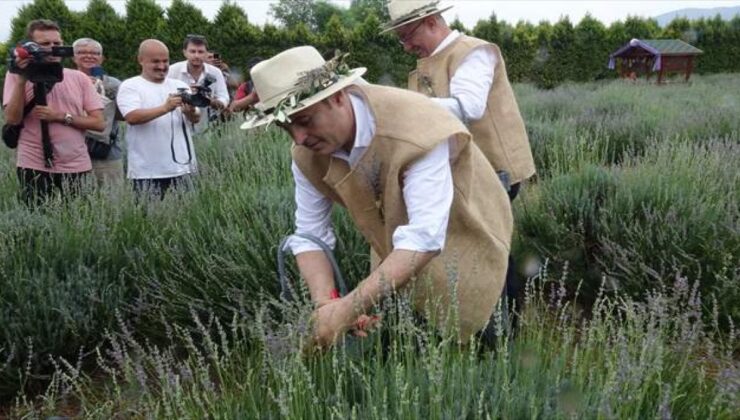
[{"xmin": 329, "ymin": 289, "xmax": 341, "ymax": 300}]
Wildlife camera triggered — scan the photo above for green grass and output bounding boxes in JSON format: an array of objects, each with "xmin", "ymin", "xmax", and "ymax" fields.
[{"xmin": 1, "ymin": 74, "xmax": 738, "ymax": 416}]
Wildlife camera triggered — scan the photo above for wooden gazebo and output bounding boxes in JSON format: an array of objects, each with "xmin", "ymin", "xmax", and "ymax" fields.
[{"xmin": 608, "ymin": 39, "xmax": 703, "ymax": 83}]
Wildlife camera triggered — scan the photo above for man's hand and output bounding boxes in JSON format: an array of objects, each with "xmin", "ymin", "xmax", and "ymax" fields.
[
  {"xmin": 181, "ymin": 103, "xmax": 200, "ymax": 124},
  {"xmin": 309, "ymin": 298, "xmax": 357, "ymax": 350},
  {"xmin": 30, "ymin": 105, "xmax": 63, "ymax": 123},
  {"xmin": 212, "ymin": 59, "xmax": 228, "ymax": 71},
  {"xmin": 308, "ymin": 296, "xmax": 381, "ymax": 350},
  {"xmin": 13, "ymin": 55, "xmax": 31, "ymax": 73},
  {"xmin": 209, "ymin": 98, "xmax": 226, "ymax": 110},
  {"xmin": 164, "ymin": 94, "xmax": 183, "ymax": 112},
  {"xmin": 228, "ymin": 90, "xmax": 259, "ymax": 113}
]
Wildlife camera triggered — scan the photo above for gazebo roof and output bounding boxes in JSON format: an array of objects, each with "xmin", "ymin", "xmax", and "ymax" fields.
[
  {"xmin": 614, "ymin": 39, "xmax": 704, "ymax": 57},
  {"xmin": 608, "ymin": 38, "xmax": 703, "ymax": 70}
]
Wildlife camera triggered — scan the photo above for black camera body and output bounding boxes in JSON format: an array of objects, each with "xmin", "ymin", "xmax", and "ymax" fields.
[
  {"xmin": 8, "ymin": 41, "xmax": 74, "ymax": 83},
  {"xmin": 175, "ymin": 74, "xmax": 216, "ymax": 108}
]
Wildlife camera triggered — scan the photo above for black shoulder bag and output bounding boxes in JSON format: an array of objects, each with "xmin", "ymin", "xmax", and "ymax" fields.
[{"xmin": 2, "ymin": 99, "xmax": 36, "ymax": 149}]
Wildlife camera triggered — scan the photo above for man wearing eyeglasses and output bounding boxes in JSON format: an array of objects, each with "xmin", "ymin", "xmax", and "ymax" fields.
[
  {"xmin": 167, "ymin": 34, "xmax": 230, "ymax": 134},
  {"xmin": 72, "ymin": 37, "xmax": 124, "ymax": 184},
  {"xmin": 383, "ymin": 1, "xmax": 536, "ymax": 332},
  {"xmin": 383, "ymin": 1, "xmax": 535, "ymax": 195}
]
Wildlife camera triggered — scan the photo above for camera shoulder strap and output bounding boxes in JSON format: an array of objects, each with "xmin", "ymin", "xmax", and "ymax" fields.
[
  {"xmin": 170, "ymin": 111, "xmax": 193, "ymax": 165},
  {"xmin": 33, "ymin": 82, "xmax": 55, "ymax": 168},
  {"xmin": 22, "ymin": 97, "xmax": 36, "ymax": 118}
]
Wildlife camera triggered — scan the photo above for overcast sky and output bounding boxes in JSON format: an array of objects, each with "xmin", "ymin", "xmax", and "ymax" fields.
[{"xmin": 3, "ymin": 0, "xmax": 740, "ymax": 42}]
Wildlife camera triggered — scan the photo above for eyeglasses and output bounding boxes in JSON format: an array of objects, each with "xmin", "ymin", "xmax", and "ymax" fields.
[
  {"xmin": 397, "ymin": 20, "xmax": 424, "ymax": 46},
  {"xmin": 75, "ymin": 50, "xmax": 101, "ymax": 56}
]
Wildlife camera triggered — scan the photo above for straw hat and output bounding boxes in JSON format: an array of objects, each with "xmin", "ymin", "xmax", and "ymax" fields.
[
  {"xmin": 240, "ymin": 46, "xmax": 366, "ymax": 129},
  {"xmin": 381, "ymin": 0, "xmax": 453, "ymax": 33}
]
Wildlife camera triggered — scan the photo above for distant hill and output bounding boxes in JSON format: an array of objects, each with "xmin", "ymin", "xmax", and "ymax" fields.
[{"xmin": 655, "ymin": 6, "xmax": 740, "ymax": 26}]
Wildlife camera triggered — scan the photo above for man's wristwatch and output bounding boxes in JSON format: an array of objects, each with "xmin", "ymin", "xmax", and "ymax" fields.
[{"xmin": 62, "ymin": 113, "xmax": 74, "ymax": 126}]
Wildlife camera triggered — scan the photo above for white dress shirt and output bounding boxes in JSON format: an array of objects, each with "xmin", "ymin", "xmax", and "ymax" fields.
[
  {"xmin": 167, "ymin": 61, "xmax": 230, "ymax": 133},
  {"xmin": 288, "ymin": 91, "xmax": 454, "ymax": 255},
  {"xmin": 429, "ymin": 30, "xmax": 497, "ymax": 124}
]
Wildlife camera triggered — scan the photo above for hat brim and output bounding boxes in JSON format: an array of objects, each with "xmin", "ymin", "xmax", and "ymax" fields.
[
  {"xmin": 380, "ymin": 5, "xmax": 453, "ymax": 34},
  {"xmin": 240, "ymin": 67, "xmax": 367, "ymax": 130}
]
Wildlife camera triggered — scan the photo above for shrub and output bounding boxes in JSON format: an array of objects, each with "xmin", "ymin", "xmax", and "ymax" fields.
[{"xmin": 515, "ymin": 137, "xmax": 739, "ymax": 319}]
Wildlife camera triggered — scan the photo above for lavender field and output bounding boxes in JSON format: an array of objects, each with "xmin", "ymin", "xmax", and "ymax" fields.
[{"xmin": 1, "ymin": 74, "xmax": 738, "ymax": 418}]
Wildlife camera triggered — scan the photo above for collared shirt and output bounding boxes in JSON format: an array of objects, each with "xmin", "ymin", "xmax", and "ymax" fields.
[
  {"xmin": 429, "ymin": 30, "xmax": 497, "ymax": 123},
  {"xmin": 167, "ymin": 61, "xmax": 230, "ymax": 133},
  {"xmin": 288, "ymin": 91, "xmax": 454, "ymax": 255}
]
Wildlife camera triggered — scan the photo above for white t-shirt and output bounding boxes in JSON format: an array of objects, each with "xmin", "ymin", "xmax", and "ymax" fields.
[{"xmin": 117, "ymin": 76, "xmax": 198, "ymax": 179}]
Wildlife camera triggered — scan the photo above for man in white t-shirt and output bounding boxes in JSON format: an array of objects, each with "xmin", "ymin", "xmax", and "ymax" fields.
[
  {"xmin": 167, "ymin": 34, "xmax": 229, "ymax": 134},
  {"xmin": 116, "ymin": 39, "xmax": 200, "ymax": 198}
]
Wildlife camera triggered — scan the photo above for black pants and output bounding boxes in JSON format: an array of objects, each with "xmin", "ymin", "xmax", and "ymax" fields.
[
  {"xmin": 479, "ymin": 182, "xmax": 523, "ymax": 348},
  {"xmin": 505, "ymin": 183, "xmax": 522, "ymax": 300},
  {"xmin": 132, "ymin": 176, "xmax": 191, "ymax": 200},
  {"xmin": 17, "ymin": 167, "xmax": 88, "ymax": 207}
]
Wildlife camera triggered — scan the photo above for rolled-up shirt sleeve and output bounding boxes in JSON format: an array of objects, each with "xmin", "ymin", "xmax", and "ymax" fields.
[
  {"xmin": 288, "ymin": 160, "xmax": 337, "ymax": 255},
  {"xmin": 392, "ymin": 138, "xmax": 454, "ymax": 252},
  {"xmin": 430, "ymin": 45, "xmax": 496, "ymax": 123}
]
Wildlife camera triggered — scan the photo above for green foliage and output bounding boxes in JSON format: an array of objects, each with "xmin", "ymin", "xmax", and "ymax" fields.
[
  {"xmin": 163, "ymin": 0, "xmax": 211, "ymax": 56},
  {"xmin": 122, "ymin": 0, "xmax": 166, "ymax": 77},
  {"xmin": 269, "ymin": 0, "xmax": 314, "ymax": 28},
  {"xmin": 77, "ymin": 0, "xmax": 127, "ymax": 77},
  {"xmin": 623, "ymin": 15, "xmax": 661, "ymax": 40},
  {"xmin": 12, "ymin": 272, "xmax": 739, "ymax": 418},
  {"xmin": 473, "ymin": 13, "xmax": 503, "ymax": 45},
  {"xmin": 8, "ymin": 0, "xmax": 79, "ymax": 44},
  {"xmin": 573, "ymin": 14, "xmax": 609, "ymax": 81},
  {"xmin": 514, "ymin": 74, "xmax": 740, "ymax": 319},
  {"xmin": 449, "ymin": 17, "xmax": 469, "ymax": 35},
  {"xmin": 516, "ymin": 139, "xmax": 739, "ymax": 320},
  {"xmin": 208, "ymin": 1, "xmax": 260, "ymax": 74},
  {"xmin": 502, "ymin": 21, "xmax": 537, "ymax": 83},
  {"xmin": 348, "ymin": 13, "xmax": 413, "ymax": 86},
  {"xmin": 4, "ymin": 0, "xmax": 739, "ymax": 88},
  {"xmin": 313, "ymin": 0, "xmax": 352, "ymax": 32},
  {"xmin": 1, "ymin": 75, "xmax": 738, "ymax": 405},
  {"xmin": 531, "ymin": 18, "xmax": 579, "ymax": 89},
  {"xmin": 349, "ymin": 0, "xmax": 389, "ymax": 23},
  {"xmin": 0, "ymin": 44, "xmax": 6, "ymax": 79},
  {"xmin": 321, "ymin": 14, "xmax": 351, "ymax": 53}
]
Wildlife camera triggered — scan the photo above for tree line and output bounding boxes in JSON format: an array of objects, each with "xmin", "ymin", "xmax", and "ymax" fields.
[{"xmin": 2, "ymin": 0, "xmax": 740, "ymax": 89}]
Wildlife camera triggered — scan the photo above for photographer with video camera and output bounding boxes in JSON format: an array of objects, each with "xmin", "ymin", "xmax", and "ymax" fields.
[
  {"xmin": 167, "ymin": 34, "xmax": 229, "ymax": 134},
  {"xmin": 117, "ymin": 39, "xmax": 200, "ymax": 199},
  {"xmin": 72, "ymin": 37, "xmax": 124, "ymax": 184},
  {"xmin": 2, "ymin": 19, "xmax": 104, "ymax": 205}
]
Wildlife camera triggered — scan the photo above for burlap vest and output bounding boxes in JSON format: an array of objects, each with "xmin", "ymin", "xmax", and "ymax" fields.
[
  {"xmin": 292, "ymin": 84, "xmax": 513, "ymax": 341},
  {"xmin": 408, "ymin": 34, "xmax": 536, "ymax": 185}
]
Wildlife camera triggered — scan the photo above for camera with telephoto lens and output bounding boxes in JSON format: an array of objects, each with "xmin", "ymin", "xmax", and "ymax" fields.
[
  {"xmin": 7, "ymin": 40, "xmax": 74, "ymax": 83},
  {"xmin": 175, "ymin": 74, "xmax": 216, "ymax": 108}
]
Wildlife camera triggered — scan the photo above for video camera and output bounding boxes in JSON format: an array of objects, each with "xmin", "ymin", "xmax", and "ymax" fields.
[
  {"xmin": 175, "ymin": 74, "xmax": 216, "ymax": 108},
  {"xmin": 8, "ymin": 41, "xmax": 74, "ymax": 83},
  {"xmin": 7, "ymin": 40, "xmax": 74, "ymax": 83}
]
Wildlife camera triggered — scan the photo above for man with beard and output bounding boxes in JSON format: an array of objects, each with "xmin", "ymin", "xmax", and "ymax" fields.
[
  {"xmin": 167, "ymin": 35, "xmax": 229, "ymax": 133},
  {"xmin": 116, "ymin": 39, "xmax": 200, "ymax": 198},
  {"xmin": 3, "ymin": 19, "xmax": 104, "ymax": 205}
]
